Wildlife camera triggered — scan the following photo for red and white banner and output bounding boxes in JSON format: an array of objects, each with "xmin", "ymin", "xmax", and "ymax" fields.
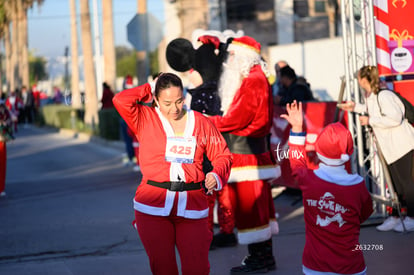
[{"xmin": 375, "ymin": 0, "xmax": 414, "ymax": 103}]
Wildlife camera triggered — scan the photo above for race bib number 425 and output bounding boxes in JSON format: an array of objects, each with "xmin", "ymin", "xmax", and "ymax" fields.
[{"xmin": 165, "ymin": 137, "xmax": 196, "ymax": 164}]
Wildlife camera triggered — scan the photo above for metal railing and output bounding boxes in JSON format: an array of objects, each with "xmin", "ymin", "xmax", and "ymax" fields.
[{"xmin": 340, "ymin": 0, "xmax": 400, "ymax": 218}]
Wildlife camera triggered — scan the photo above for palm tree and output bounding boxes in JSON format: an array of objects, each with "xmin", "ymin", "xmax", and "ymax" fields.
[
  {"xmin": 80, "ymin": 0, "xmax": 99, "ymax": 129},
  {"xmin": 69, "ymin": 0, "xmax": 81, "ymax": 109},
  {"xmin": 20, "ymin": 0, "xmax": 44, "ymax": 88},
  {"xmin": 0, "ymin": 0, "xmax": 43, "ymax": 92},
  {"xmin": 102, "ymin": 0, "xmax": 116, "ymax": 92},
  {"xmin": 0, "ymin": 0, "xmax": 10, "ymax": 92},
  {"xmin": 19, "ymin": 0, "xmax": 29, "ymax": 88},
  {"xmin": 10, "ymin": 1, "xmax": 18, "ymax": 92}
]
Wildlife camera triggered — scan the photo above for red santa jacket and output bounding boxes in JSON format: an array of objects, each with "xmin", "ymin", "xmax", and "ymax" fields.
[
  {"xmin": 113, "ymin": 83, "xmax": 232, "ymax": 219},
  {"xmin": 289, "ymin": 132, "xmax": 373, "ymax": 274},
  {"xmin": 209, "ymin": 64, "xmax": 279, "ymax": 182}
]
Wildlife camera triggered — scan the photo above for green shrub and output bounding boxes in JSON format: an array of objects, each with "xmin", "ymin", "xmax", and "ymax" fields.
[
  {"xmin": 98, "ymin": 108, "xmax": 121, "ymax": 140},
  {"xmin": 39, "ymin": 104, "xmax": 121, "ymax": 140},
  {"xmin": 40, "ymin": 104, "xmax": 85, "ymax": 130}
]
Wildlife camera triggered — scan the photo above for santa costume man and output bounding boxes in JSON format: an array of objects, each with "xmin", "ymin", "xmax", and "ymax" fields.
[
  {"xmin": 209, "ymin": 36, "xmax": 280, "ymax": 273},
  {"xmin": 166, "ymin": 30, "xmax": 245, "ymax": 248}
]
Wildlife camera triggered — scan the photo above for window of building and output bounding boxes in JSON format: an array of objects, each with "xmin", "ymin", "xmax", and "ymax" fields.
[{"xmin": 226, "ymin": 0, "xmax": 256, "ymax": 21}]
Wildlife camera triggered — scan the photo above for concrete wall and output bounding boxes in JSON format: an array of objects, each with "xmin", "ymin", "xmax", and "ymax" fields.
[{"xmin": 267, "ymin": 34, "xmax": 363, "ymax": 101}]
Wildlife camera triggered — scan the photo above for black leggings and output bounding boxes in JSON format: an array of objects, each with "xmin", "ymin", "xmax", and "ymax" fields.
[{"xmin": 388, "ymin": 150, "xmax": 414, "ymax": 217}]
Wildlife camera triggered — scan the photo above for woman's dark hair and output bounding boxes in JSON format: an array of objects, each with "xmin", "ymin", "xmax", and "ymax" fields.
[{"xmin": 154, "ymin": 73, "xmax": 183, "ymax": 99}]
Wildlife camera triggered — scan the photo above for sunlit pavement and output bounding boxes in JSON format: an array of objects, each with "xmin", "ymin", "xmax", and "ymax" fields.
[{"xmin": 0, "ymin": 126, "xmax": 413, "ymax": 275}]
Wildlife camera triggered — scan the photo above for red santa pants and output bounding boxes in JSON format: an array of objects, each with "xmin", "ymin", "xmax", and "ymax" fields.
[
  {"xmin": 135, "ymin": 196, "xmax": 212, "ymax": 275},
  {"xmin": 208, "ymin": 183, "xmax": 235, "ymax": 234},
  {"xmin": 232, "ymin": 179, "xmax": 275, "ymax": 234},
  {"xmin": 0, "ymin": 142, "xmax": 6, "ymax": 193}
]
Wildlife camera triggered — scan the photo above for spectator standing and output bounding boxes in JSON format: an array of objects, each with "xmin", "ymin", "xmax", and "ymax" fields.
[
  {"xmin": 52, "ymin": 86, "xmax": 64, "ymax": 104},
  {"xmin": 113, "ymin": 73, "xmax": 232, "ymax": 275},
  {"xmin": 0, "ymin": 90, "xmax": 6, "ymax": 101},
  {"xmin": 209, "ymin": 36, "xmax": 279, "ymax": 273},
  {"xmin": 21, "ymin": 86, "xmax": 35, "ymax": 125},
  {"xmin": 126, "ymin": 126, "xmax": 141, "ymax": 172},
  {"xmin": 0, "ymin": 101, "xmax": 14, "ymax": 197},
  {"xmin": 119, "ymin": 75, "xmax": 135, "ymax": 167},
  {"xmin": 282, "ymin": 101, "xmax": 373, "ymax": 275},
  {"xmin": 101, "ymin": 82, "xmax": 115, "ymax": 109},
  {"xmin": 275, "ymin": 65, "xmax": 314, "ymax": 106},
  {"xmin": 5, "ymin": 90, "xmax": 23, "ymax": 133},
  {"xmin": 273, "ymin": 60, "xmax": 288, "ymax": 97},
  {"xmin": 340, "ymin": 65, "xmax": 414, "ymax": 232}
]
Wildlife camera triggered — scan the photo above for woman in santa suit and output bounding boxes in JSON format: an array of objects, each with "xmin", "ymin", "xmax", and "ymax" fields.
[{"xmin": 112, "ymin": 73, "xmax": 232, "ymax": 275}]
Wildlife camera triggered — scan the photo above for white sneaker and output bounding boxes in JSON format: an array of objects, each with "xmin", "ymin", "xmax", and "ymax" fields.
[
  {"xmin": 133, "ymin": 165, "xmax": 141, "ymax": 172},
  {"xmin": 123, "ymin": 160, "xmax": 134, "ymax": 167},
  {"xmin": 376, "ymin": 216, "xmax": 400, "ymax": 231},
  {"xmin": 393, "ymin": 217, "xmax": 414, "ymax": 232}
]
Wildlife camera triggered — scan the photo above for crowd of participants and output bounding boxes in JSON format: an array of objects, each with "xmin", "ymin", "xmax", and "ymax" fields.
[
  {"xmin": 111, "ymin": 29, "xmax": 414, "ymax": 275},
  {"xmin": 1, "ymin": 29, "xmax": 413, "ymax": 275}
]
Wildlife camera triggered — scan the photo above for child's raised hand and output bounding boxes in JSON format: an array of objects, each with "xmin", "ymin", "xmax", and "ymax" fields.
[{"xmin": 280, "ymin": 100, "xmax": 303, "ymax": 133}]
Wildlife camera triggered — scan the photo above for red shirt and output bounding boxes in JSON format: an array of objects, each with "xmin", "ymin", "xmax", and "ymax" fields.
[{"xmin": 289, "ymin": 133, "xmax": 373, "ymax": 274}]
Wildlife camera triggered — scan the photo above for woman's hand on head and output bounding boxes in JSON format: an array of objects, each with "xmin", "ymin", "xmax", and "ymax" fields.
[{"xmin": 280, "ymin": 100, "xmax": 303, "ymax": 133}]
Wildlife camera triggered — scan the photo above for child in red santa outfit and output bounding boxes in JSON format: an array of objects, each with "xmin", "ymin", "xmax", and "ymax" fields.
[
  {"xmin": 113, "ymin": 72, "xmax": 232, "ymax": 275},
  {"xmin": 282, "ymin": 100, "xmax": 373, "ymax": 275}
]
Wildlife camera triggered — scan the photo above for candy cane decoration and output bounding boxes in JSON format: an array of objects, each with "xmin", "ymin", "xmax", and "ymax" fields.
[{"xmin": 374, "ymin": 0, "xmax": 391, "ymax": 77}]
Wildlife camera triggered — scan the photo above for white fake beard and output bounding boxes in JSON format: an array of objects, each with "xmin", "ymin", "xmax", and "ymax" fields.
[{"xmin": 219, "ymin": 59, "xmax": 243, "ymax": 115}]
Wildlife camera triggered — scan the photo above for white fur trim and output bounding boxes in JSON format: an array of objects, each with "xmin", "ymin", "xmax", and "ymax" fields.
[
  {"xmin": 228, "ymin": 165, "xmax": 281, "ymax": 183},
  {"xmin": 270, "ymin": 220, "xmax": 279, "ymax": 235},
  {"xmin": 317, "ymin": 152, "xmax": 349, "ymax": 166},
  {"xmin": 341, "ymin": 154, "xmax": 349, "ymax": 162},
  {"xmin": 133, "ymin": 191, "xmax": 175, "ymax": 216},
  {"xmin": 208, "ymin": 172, "xmax": 222, "ymax": 191},
  {"xmin": 238, "ymin": 226, "xmax": 272, "ymax": 245},
  {"xmin": 303, "ymin": 265, "xmax": 367, "ymax": 275},
  {"xmin": 176, "ymin": 192, "xmax": 209, "ymax": 219},
  {"xmin": 314, "ymin": 163, "xmax": 363, "ymax": 186},
  {"xmin": 155, "ymin": 108, "xmax": 196, "ymax": 182},
  {"xmin": 289, "ymin": 135, "xmax": 306, "ymax": 145}
]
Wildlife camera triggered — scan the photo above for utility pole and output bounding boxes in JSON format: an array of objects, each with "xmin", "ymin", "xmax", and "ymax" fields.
[
  {"xmin": 137, "ymin": 0, "xmax": 148, "ymax": 85},
  {"xmin": 64, "ymin": 46, "xmax": 69, "ymax": 91},
  {"xmin": 92, "ymin": 0, "xmax": 103, "ymax": 100}
]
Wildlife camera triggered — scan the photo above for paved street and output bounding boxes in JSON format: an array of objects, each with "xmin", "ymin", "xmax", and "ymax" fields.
[{"xmin": 0, "ymin": 126, "xmax": 413, "ymax": 275}]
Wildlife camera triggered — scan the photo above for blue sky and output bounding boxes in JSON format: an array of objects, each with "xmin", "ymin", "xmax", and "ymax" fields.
[{"xmin": 28, "ymin": 0, "xmax": 165, "ymax": 58}]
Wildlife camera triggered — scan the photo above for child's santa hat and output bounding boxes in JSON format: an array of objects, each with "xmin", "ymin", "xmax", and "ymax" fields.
[{"xmin": 315, "ymin": 122, "xmax": 354, "ymax": 166}]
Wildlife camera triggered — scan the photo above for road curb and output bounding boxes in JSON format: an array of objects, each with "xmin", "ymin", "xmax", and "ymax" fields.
[{"xmin": 57, "ymin": 128, "xmax": 125, "ymax": 152}]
